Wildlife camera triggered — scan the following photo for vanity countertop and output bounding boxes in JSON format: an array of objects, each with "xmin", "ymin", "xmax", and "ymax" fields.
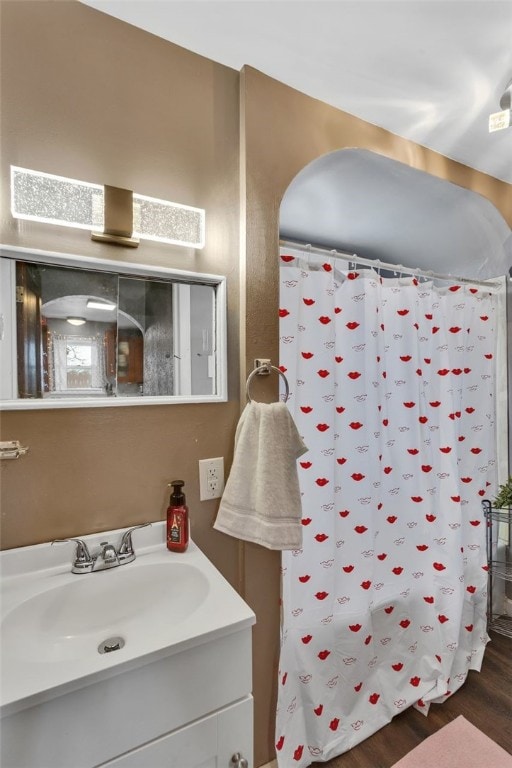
[{"xmin": 0, "ymin": 522, "xmax": 255, "ymax": 717}]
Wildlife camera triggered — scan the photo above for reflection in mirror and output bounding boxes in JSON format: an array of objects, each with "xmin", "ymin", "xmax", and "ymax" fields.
[{"xmin": 0, "ymin": 249, "xmax": 226, "ymax": 407}]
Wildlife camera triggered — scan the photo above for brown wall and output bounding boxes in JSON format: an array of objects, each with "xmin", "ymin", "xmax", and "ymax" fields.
[
  {"xmin": 0, "ymin": 0, "xmax": 242, "ymax": 587},
  {"xmin": 240, "ymin": 66, "xmax": 512, "ymax": 765}
]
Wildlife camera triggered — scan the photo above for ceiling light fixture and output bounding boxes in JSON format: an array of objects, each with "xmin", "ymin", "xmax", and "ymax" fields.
[
  {"xmin": 10, "ymin": 166, "xmax": 205, "ymax": 249},
  {"xmin": 489, "ymin": 77, "xmax": 512, "ymax": 132},
  {"xmin": 86, "ymin": 299, "xmax": 116, "ymax": 311},
  {"xmin": 66, "ymin": 316, "xmax": 87, "ymax": 326}
]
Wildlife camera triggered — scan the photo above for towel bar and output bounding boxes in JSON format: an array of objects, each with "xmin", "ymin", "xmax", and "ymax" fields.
[{"xmin": 246, "ymin": 364, "xmax": 290, "ymax": 403}]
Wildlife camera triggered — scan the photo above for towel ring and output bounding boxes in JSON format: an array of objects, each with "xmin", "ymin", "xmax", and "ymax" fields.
[{"xmin": 246, "ymin": 364, "xmax": 290, "ymax": 403}]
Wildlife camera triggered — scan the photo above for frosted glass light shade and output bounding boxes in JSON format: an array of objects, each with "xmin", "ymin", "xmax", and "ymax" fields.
[
  {"xmin": 11, "ymin": 167, "xmax": 205, "ymax": 249},
  {"xmin": 133, "ymin": 194, "xmax": 205, "ymax": 248},
  {"xmin": 11, "ymin": 167, "xmax": 104, "ymax": 232}
]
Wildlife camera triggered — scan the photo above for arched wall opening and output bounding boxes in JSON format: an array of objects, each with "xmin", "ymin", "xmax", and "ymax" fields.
[
  {"xmin": 277, "ymin": 144, "xmax": 511, "ymax": 488},
  {"xmin": 273, "ymin": 148, "xmax": 510, "ymax": 768},
  {"xmin": 279, "ymin": 148, "xmax": 511, "ymax": 281}
]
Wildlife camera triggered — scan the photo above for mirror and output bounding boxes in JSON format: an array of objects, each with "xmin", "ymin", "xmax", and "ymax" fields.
[{"xmin": 0, "ymin": 247, "xmax": 227, "ymax": 408}]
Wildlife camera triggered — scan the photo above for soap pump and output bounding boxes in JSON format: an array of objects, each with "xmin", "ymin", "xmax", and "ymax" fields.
[{"xmin": 167, "ymin": 480, "xmax": 189, "ymax": 552}]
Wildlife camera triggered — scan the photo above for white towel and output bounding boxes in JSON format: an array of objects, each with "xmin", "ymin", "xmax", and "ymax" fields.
[{"xmin": 213, "ymin": 401, "xmax": 308, "ymax": 550}]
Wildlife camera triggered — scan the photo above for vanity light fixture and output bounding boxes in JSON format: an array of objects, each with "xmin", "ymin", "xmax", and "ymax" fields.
[
  {"xmin": 66, "ymin": 316, "xmax": 87, "ymax": 326},
  {"xmin": 10, "ymin": 166, "xmax": 205, "ymax": 249},
  {"xmin": 86, "ymin": 299, "xmax": 116, "ymax": 311}
]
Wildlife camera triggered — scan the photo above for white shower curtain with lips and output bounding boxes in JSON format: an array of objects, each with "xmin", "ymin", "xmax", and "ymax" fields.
[{"xmin": 276, "ymin": 246, "xmax": 499, "ymax": 767}]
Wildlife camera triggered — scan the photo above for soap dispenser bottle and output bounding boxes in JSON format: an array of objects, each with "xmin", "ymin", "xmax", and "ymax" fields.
[{"xmin": 167, "ymin": 480, "xmax": 189, "ymax": 552}]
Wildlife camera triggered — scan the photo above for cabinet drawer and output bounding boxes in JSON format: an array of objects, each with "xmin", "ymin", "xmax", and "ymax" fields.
[{"xmin": 99, "ymin": 696, "xmax": 253, "ymax": 768}]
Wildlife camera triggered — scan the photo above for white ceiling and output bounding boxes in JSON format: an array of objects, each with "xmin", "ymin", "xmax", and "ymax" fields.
[{"xmin": 82, "ymin": 0, "xmax": 512, "ymax": 184}]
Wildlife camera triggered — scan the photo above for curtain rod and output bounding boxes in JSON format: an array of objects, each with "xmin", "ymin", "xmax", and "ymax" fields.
[{"xmin": 279, "ymin": 238, "xmax": 501, "ymax": 289}]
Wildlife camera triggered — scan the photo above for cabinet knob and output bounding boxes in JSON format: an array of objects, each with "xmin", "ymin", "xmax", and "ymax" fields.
[{"xmin": 230, "ymin": 753, "xmax": 249, "ymax": 768}]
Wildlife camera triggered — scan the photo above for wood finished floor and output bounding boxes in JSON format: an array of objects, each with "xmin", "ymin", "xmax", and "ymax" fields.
[{"xmin": 311, "ymin": 630, "xmax": 511, "ymax": 768}]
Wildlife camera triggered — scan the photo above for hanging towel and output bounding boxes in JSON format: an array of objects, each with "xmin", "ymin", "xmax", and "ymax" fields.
[{"xmin": 213, "ymin": 401, "xmax": 308, "ymax": 550}]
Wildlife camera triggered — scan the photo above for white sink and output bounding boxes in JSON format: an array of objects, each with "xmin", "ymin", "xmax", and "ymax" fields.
[
  {"xmin": 2, "ymin": 562, "xmax": 209, "ymax": 664},
  {"xmin": 0, "ymin": 523, "xmax": 255, "ymax": 716}
]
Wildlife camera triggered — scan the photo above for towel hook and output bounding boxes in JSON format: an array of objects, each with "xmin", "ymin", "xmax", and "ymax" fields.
[{"xmin": 246, "ymin": 364, "xmax": 290, "ymax": 403}]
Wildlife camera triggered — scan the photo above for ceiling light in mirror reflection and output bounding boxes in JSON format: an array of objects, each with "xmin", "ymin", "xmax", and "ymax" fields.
[
  {"xmin": 87, "ymin": 299, "xmax": 116, "ymax": 311},
  {"xmin": 10, "ymin": 167, "xmax": 205, "ymax": 249},
  {"xmin": 66, "ymin": 317, "xmax": 86, "ymax": 326}
]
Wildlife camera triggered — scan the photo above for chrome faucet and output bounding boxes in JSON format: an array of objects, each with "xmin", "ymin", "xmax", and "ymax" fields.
[
  {"xmin": 52, "ymin": 523, "xmax": 151, "ymax": 574},
  {"xmin": 99, "ymin": 541, "xmax": 119, "ymax": 566}
]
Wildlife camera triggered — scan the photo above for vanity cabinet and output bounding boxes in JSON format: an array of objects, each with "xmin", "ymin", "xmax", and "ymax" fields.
[
  {"xmin": 1, "ymin": 628, "xmax": 253, "ymax": 768},
  {"xmin": 1, "ymin": 530, "xmax": 255, "ymax": 768}
]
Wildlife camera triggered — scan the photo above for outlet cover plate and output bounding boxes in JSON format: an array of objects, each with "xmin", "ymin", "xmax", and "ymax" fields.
[{"xmin": 199, "ymin": 457, "xmax": 225, "ymax": 501}]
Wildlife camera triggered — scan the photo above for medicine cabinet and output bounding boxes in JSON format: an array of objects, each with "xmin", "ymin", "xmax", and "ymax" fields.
[{"xmin": 0, "ymin": 246, "xmax": 227, "ymax": 409}]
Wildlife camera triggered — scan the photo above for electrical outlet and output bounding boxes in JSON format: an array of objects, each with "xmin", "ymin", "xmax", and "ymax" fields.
[{"xmin": 199, "ymin": 457, "xmax": 225, "ymax": 501}]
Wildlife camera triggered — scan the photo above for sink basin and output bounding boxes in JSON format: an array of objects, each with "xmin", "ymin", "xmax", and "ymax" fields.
[
  {"xmin": 0, "ymin": 524, "xmax": 255, "ymax": 716},
  {"xmin": 2, "ymin": 562, "xmax": 209, "ymax": 663}
]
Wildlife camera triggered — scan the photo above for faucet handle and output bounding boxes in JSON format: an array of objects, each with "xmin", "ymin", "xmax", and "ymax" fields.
[
  {"xmin": 52, "ymin": 538, "xmax": 92, "ymax": 564},
  {"xmin": 118, "ymin": 523, "xmax": 152, "ymax": 557},
  {"xmin": 99, "ymin": 541, "xmax": 119, "ymax": 564}
]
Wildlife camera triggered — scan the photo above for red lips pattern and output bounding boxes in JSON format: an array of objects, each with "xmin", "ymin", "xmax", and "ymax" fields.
[{"xmin": 277, "ymin": 250, "xmax": 496, "ymax": 766}]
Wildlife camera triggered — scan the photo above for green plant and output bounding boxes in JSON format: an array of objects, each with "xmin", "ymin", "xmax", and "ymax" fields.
[{"xmin": 493, "ymin": 477, "xmax": 512, "ymax": 508}]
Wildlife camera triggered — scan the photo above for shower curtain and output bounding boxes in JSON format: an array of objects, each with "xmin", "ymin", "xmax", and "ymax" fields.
[{"xmin": 276, "ymin": 246, "xmax": 500, "ymax": 767}]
